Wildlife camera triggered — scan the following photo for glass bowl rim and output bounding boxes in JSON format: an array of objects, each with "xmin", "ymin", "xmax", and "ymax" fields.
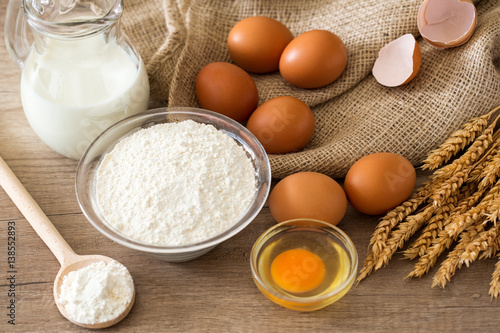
[
  {"xmin": 250, "ymin": 218, "xmax": 359, "ymax": 304},
  {"xmin": 75, "ymin": 107, "xmax": 271, "ymax": 254}
]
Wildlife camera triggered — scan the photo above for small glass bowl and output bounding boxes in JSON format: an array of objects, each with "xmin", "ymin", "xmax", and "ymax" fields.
[
  {"xmin": 76, "ymin": 107, "xmax": 271, "ymax": 262},
  {"xmin": 250, "ymin": 219, "xmax": 358, "ymax": 311}
]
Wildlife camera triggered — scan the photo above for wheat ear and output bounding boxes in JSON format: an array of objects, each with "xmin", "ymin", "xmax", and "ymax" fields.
[
  {"xmin": 445, "ymin": 182, "xmax": 500, "ymax": 238},
  {"xmin": 460, "ymin": 223, "xmax": 500, "ymax": 267},
  {"xmin": 479, "ymin": 233, "xmax": 500, "ymax": 260},
  {"xmin": 367, "ymin": 182, "xmax": 432, "ymax": 255},
  {"xmin": 356, "ymin": 187, "xmax": 429, "ymax": 284},
  {"xmin": 478, "ymin": 146, "xmax": 500, "ymax": 190},
  {"xmin": 404, "ymin": 183, "xmax": 481, "ymax": 260},
  {"xmin": 431, "ymin": 162, "xmax": 473, "ymax": 208},
  {"xmin": 422, "ymin": 108, "xmax": 498, "ymax": 170},
  {"xmin": 356, "ymin": 252, "xmax": 376, "ymax": 284},
  {"xmin": 489, "ymin": 253, "xmax": 500, "ymax": 299},
  {"xmin": 431, "ymin": 143, "xmax": 500, "ymax": 208},
  {"xmin": 409, "ymin": 191, "xmax": 500, "ymax": 278},
  {"xmin": 403, "ymin": 200, "xmax": 456, "ymax": 260},
  {"xmin": 431, "ymin": 115, "xmax": 499, "ymax": 181},
  {"xmin": 407, "ymin": 206, "xmax": 492, "ymax": 279},
  {"xmin": 431, "ymin": 222, "xmax": 486, "ymax": 288},
  {"xmin": 375, "ymin": 205, "xmax": 435, "ymax": 270}
]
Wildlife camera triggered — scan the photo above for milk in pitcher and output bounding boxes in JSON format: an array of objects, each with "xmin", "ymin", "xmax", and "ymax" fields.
[{"xmin": 20, "ymin": 34, "xmax": 150, "ymax": 159}]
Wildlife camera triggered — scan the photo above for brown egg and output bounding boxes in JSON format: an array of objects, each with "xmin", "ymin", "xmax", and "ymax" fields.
[
  {"xmin": 344, "ymin": 153, "xmax": 416, "ymax": 216},
  {"xmin": 269, "ymin": 172, "xmax": 347, "ymax": 226},
  {"xmin": 279, "ymin": 30, "xmax": 347, "ymax": 89},
  {"xmin": 195, "ymin": 62, "xmax": 258, "ymax": 123},
  {"xmin": 246, "ymin": 96, "xmax": 315, "ymax": 154},
  {"xmin": 228, "ymin": 16, "xmax": 294, "ymax": 74}
]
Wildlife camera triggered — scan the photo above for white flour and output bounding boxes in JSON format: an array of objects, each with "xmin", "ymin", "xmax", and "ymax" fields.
[
  {"xmin": 57, "ymin": 260, "xmax": 134, "ymax": 325},
  {"xmin": 95, "ymin": 120, "xmax": 256, "ymax": 246}
]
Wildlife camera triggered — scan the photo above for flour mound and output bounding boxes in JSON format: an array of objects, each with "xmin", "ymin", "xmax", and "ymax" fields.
[
  {"xmin": 58, "ymin": 260, "xmax": 134, "ymax": 325},
  {"xmin": 95, "ymin": 120, "xmax": 256, "ymax": 246}
]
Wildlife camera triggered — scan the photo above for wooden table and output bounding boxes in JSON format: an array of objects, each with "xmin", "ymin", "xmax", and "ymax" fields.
[{"xmin": 1, "ymin": 3, "xmax": 499, "ymax": 332}]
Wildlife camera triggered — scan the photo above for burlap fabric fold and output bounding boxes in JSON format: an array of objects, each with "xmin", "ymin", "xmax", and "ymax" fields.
[{"xmin": 122, "ymin": 0, "xmax": 500, "ymax": 179}]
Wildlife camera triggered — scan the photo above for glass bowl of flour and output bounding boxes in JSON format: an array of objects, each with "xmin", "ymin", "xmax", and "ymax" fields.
[{"xmin": 76, "ymin": 107, "xmax": 271, "ymax": 262}]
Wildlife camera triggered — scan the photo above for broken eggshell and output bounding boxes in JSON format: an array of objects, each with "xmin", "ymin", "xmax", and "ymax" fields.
[
  {"xmin": 417, "ymin": 0, "xmax": 477, "ymax": 49},
  {"xmin": 372, "ymin": 34, "xmax": 421, "ymax": 87}
]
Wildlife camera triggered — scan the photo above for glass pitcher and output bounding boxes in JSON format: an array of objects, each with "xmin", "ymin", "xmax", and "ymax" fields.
[{"xmin": 5, "ymin": 0, "xmax": 150, "ymax": 159}]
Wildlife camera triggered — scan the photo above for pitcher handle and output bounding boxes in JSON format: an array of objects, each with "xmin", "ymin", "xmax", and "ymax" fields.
[{"xmin": 4, "ymin": 0, "xmax": 30, "ymax": 68}]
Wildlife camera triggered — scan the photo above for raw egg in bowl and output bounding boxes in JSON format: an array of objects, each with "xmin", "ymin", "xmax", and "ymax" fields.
[{"xmin": 250, "ymin": 219, "xmax": 358, "ymax": 311}]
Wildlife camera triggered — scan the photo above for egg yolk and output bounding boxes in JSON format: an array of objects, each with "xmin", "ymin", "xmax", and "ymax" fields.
[{"xmin": 270, "ymin": 248, "xmax": 326, "ymax": 294}]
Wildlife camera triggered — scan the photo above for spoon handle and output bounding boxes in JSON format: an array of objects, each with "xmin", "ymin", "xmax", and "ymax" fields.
[{"xmin": 0, "ymin": 155, "xmax": 77, "ymax": 266}]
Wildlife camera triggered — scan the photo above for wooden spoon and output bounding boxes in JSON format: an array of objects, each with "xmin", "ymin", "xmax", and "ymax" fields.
[{"xmin": 0, "ymin": 155, "xmax": 135, "ymax": 329}]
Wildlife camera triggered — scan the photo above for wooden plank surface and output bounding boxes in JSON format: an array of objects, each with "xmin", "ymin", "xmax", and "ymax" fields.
[{"xmin": 0, "ymin": 2, "xmax": 499, "ymax": 332}]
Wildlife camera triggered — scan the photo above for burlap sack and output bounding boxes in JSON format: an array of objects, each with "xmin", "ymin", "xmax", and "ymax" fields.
[{"xmin": 121, "ymin": 0, "xmax": 500, "ymax": 179}]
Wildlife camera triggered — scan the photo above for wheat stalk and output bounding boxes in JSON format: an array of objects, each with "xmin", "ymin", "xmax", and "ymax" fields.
[
  {"xmin": 431, "ymin": 142, "xmax": 500, "ymax": 208},
  {"xmin": 404, "ymin": 195, "xmax": 458, "ymax": 260},
  {"xmin": 408, "ymin": 191, "xmax": 500, "ymax": 278},
  {"xmin": 489, "ymin": 254, "xmax": 500, "ymax": 299},
  {"xmin": 422, "ymin": 108, "xmax": 498, "ymax": 170},
  {"xmin": 356, "ymin": 252, "xmax": 376, "ymax": 284},
  {"xmin": 478, "ymin": 146, "xmax": 500, "ymax": 191},
  {"xmin": 479, "ymin": 233, "xmax": 500, "ymax": 260},
  {"xmin": 358, "ymin": 105, "xmax": 500, "ymax": 289},
  {"xmin": 407, "ymin": 203, "xmax": 494, "ymax": 279},
  {"xmin": 403, "ymin": 216, "xmax": 446, "ymax": 260},
  {"xmin": 356, "ymin": 185, "xmax": 431, "ymax": 284},
  {"xmin": 431, "ymin": 162, "xmax": 473, "ymax": 208},
  {"xmin": 367, "ymin": 182, "xmax": 432, "ymax": 252},
  {"xmin": 467, "ymin": 149, "xmax": 496, "ymax": 185},
  {"xmin": 460, "ymin": 222, "xmax": 500, "ymax": 267},
  {"xmin": 431, "ymin": 115, "xmax": 499, "ymax": 184},
  {"xmin": 374, "ymin": 205, "xmax": 435, "ymax": 270},
  {"xmin": 445, "ymin": 182, "xmax": 500, "ymax": 237},
  {"xmin": 431, "ymin": 222, "xmax": 485, "ymax": 288},
  {"xmin": 404, "ymin": 183, "xmax": 483, "ymax": 260},
  {"xmin": 478, "ymin": 202, "xmax": 500, "ymax": 260},
  {"xmin": 407, "ymin": 229, "xmax": 454, "ymax": 278}
]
